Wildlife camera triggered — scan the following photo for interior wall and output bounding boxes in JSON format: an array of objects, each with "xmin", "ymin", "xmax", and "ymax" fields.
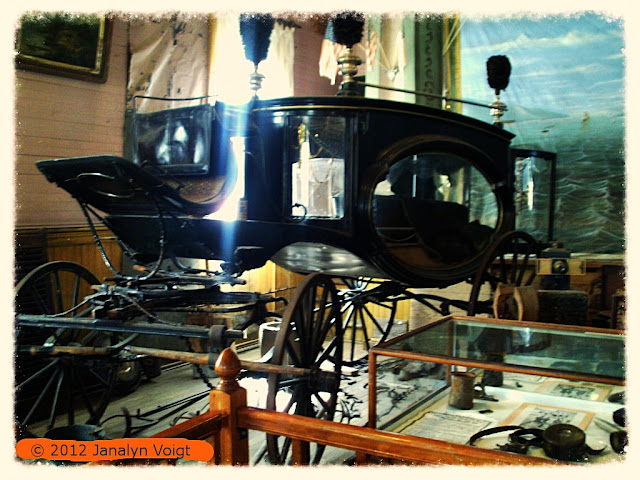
[
  {"xmin": 14, "ymin": 18, "xmax": 129, "ymax": 229},
  {"xmin": 459, "ymin": 13, "xmax": 625, "ymax": 254},
  {"xmin": 293, "ymin": 19, "xmax": 340, "ymax": 97},
  {"xmin": 365, "ymin": 15, "xmax": 414, "ymax": 103}
]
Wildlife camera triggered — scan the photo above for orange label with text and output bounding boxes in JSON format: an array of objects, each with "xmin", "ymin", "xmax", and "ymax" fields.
[{"xmin": 16, "ymin": 438, "xmax": 214, "ymax": 462}]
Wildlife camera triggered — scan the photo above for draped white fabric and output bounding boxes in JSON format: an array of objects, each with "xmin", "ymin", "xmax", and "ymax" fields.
[
  {"xmin": 209, "ymin": 14, "xmax": 295, "ymax": 104},
  {"xmin": 127, "ymin": 15, "xmax": 295, "ymax": 110},
  {"xmin": 127, "ymin": 16, "xmax": 209, "ymax": 112}
]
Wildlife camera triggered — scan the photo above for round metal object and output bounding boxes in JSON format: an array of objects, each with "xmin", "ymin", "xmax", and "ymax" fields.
[
  {"xmin": 610, "ymin": 430, "xmax": 627, "ymax": 454},
  {"xmin": 448, "ymin": 371, "xmax": 476, "ymax": 410},
  {"xmin": 14, "ymin": 261, "xmax": 117, "ymax": 436},
  {"xmin": 265, "ymin": 273, "xmax": 343, "ymax": 465},
  {"xmin": 542, "ymin": 423, "xmax": 587, "ymax": 461}
]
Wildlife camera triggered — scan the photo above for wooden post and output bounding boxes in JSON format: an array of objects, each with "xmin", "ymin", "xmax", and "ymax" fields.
[
  {"xmin": 355, "ymin": 450, "xmax": 370, "ymax": 465},
  {"xmin": 291, "ymin": 439, "xmax": 310, "ymax": 466},
  {"xmin": 368, "ymin": 349, "xmax": 377, "ymax": 428},
  {"xmin": 210, "ymin": 348, "xmax": 249, "ymax": 465}
]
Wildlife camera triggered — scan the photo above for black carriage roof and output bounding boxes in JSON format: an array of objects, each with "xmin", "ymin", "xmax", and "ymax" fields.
[{"xmin": 245, "ymin": 95, "xmax": 515, "ymax": 141}]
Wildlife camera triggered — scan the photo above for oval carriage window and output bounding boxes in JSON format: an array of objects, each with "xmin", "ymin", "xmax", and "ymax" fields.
[{"xmin": 372, "ymin": 152, "xmax": 499, "ymax": 268}]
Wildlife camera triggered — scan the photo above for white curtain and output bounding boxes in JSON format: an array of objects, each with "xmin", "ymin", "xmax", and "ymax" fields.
[
  {"xmin": 209, "ymin": 14, "xmax": 295, "ymax": 104},
  {"xmin": 127, "ymin": 16, "xmax": 209, "ymax": 112}
]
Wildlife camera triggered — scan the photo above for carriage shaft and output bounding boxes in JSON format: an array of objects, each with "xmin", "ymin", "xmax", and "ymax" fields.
[
  {"xmin": 127, "ymin": 346, "xmax": 322, "ymax": 377},
  {"xmin": 19, "ymin": 343, "xmax": 335, "ymax": 379},
  {"xmin": 15, "ymin": 313, "xmax": 240, "ymax": 340}
]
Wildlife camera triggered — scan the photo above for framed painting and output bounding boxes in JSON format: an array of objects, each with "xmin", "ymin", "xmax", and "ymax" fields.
[{"xmin": 15, "ymin": 12, "xmax": 112, "ymax": 83}]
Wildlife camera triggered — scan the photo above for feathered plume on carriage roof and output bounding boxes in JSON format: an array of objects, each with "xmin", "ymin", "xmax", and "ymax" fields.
[
  {"xmin": 239, "ymin": 13, "xmax": 275, "ymax": 67},
  {"xmin": 486, "ymin": 55, "xmax": 511, "ymax": 94},
  {"xmin": 331, "ymin": 11, "xmax": 365, "ymax": 48}
]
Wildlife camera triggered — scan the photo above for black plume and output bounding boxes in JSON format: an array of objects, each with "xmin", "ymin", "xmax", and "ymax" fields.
[
  {"xmin": 239, "ymin": 13, "xmax": 275, "ymax": 67},
  {"xmin": 332, "ymin": 11, "xmax": 365, "ymax": 48},
  {"xmin": 486, "ymin": 55, "xmax": 511, "ymax": 94}
]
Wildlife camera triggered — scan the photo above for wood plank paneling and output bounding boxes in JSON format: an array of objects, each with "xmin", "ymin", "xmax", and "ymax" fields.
[
  {"xmin": 16, "ymin": 114, "xmax": 124, "ymax": 139},
  {"xmin": 15, "ymin": 80, "xmax": 126, "ymax": 118},
  {"xmin": 46, "ymin": 228, "xmax": 122, "ymax": 283},
  {"xmin": 14, "ymin": 19, "xmax": 129, "ymax": 228},
  {"xmin": 14, "ymin": 229, "xmax": 48, "ymax": 285},
  {"xmin": 14, "ymin": 226, "xmax": 123, "ymax": 291},
  {"xmin": 16, "ymin": 137, "xmax": 121, "ymax": 159}
]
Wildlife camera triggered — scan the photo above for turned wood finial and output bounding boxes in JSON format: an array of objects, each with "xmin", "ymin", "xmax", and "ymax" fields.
[{"xmin": 215, "ymin": 348, "xmax": 241, "ymax": 392}]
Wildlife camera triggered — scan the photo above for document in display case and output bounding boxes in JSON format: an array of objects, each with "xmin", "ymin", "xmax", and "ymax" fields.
[{"xmin": 368, "ymin": 316, "xmax": 625, "ymax": 464}]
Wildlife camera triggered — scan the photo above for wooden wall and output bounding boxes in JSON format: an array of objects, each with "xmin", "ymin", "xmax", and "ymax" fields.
[{"xmin": 14, "ymin": 19, "xmax": 129, "ymax": 229}]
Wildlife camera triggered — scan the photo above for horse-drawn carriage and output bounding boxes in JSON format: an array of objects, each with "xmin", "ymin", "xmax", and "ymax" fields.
[{"xmin": 14, "ymin": 15, "xmax": 548, "ymax": 465}]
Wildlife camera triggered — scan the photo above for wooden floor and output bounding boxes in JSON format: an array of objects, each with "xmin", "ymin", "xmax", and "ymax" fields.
[
  {"xmin": 91, "ymin": 346, "xmax": 447, "ymax": 466},
  {"xmin": 20, "ymin": 321, "xmax": 450, "ymax": 466},
  {"xmin": 21, "ymin": 344, "xmax": 370, "ymax": 466},
  {"xmin": 90, "ymin": 346, "xmax": 371, "ymax": 466}
]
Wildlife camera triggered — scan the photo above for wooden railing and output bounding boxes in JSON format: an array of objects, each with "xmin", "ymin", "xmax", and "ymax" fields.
[{"xmin": 151, "ymin": 348, "xmax": 559, "ymax": 466}]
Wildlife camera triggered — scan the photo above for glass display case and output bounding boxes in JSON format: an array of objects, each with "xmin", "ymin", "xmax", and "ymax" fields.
[{"xmin": 368, "ymin": 316, "xmax": 625, "ymax": 464}]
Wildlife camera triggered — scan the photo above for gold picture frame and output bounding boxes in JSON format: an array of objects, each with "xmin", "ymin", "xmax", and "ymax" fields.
[{"xmin": 15, "ymin": 12, "xmax": 111, "ymax": 83}]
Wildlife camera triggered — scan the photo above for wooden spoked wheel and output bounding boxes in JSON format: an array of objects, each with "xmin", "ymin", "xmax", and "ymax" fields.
[
  {"xmin": 339, "ymin": 277, "xmax": 398, "ymax": 366},
  {"xmin": 266, "ymin": 273, "xmax": 343, "ymax": 465},
  {"xmin": 14, "ymin": 261, "xmax": 117, "ymax": 436},
  {"xmin": 467, "ymin": 231, "xmax": 541, "ymax": 316}
]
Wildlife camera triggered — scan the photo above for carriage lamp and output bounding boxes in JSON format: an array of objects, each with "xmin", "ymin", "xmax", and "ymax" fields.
[
  {"xmin": 490, "ymin": 97, "xmax": 507, "ymax": 127},
  {"xmin": 332, "ymin": 11, "xmax": 365, "ymax": 97}
]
